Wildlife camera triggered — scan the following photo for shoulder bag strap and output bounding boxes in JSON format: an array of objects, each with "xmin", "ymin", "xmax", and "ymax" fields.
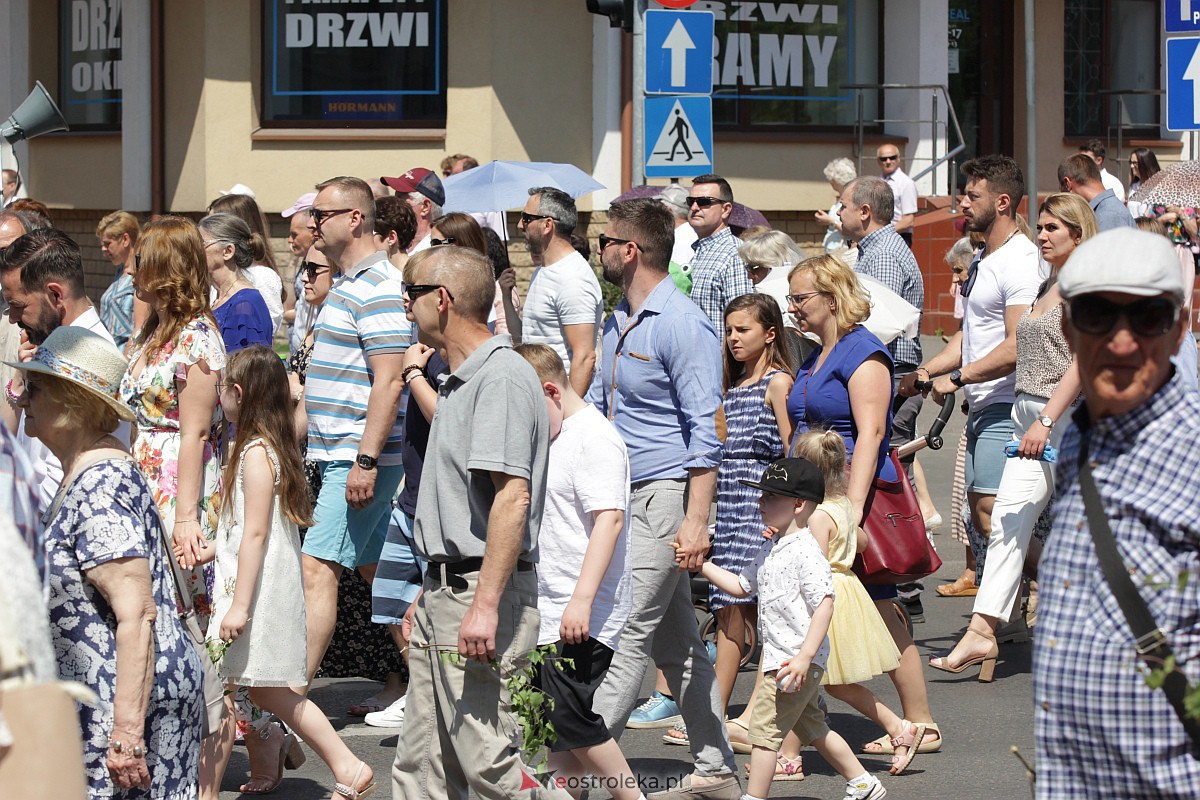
[{"xmin": 1077, "ymin": 436, "xmax": 1200, "ymax": 753}]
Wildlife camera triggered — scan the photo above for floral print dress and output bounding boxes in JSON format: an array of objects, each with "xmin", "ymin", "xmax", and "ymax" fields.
[
  {"xmin": 119, "ymin": 316, "xmax": 226, "ymax": 621},
  {"xmin": 46, "ymin": 459, "xmax": 203, "ymax": 800}
]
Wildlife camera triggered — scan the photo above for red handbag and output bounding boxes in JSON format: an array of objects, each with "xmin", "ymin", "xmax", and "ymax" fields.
[{"xmin": 853, "ymin": 449, "xmax": 942, "ymax": 585}]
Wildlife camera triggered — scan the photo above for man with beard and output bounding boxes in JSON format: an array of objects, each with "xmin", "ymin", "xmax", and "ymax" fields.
[
  {"xmin": 586, "ymin": 198, "xmax": 739, "ymax": 800},
  {"xmin": 899, "ymin": 155, "xmax": 1041, "ymax": 590},
  {"xmin": 0, "ymin": 228, "xmax": 126, "ymax": 501},
  {"xmin": 516, "ymin": 186, "xmax": 602, "ymax": 396}
]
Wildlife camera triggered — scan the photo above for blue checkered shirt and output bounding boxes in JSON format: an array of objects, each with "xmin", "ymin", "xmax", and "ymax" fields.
[
  {"xmin": 853, "ymin": 224, "xmax": 923, "ymax": 369},
  {"xmin": 689, "ymin": 227, "xmax": 754, "ymax": 334},
  {"xmin": 1035, "ymin": 374, "xmax": 1200, "ymax": 798}
]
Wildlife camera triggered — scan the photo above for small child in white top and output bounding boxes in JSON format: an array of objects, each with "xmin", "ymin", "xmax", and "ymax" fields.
[
  {"xmin": 680, "ymin": 457, "xmax": 887, "ymax": 800},
  {"xmin": 515, "ymin": 344, "xmax": 642, "ymax": 800}
]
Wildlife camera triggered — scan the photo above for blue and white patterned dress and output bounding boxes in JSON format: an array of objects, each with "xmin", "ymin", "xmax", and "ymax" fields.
[
  {"xmin": 45, "ymin": 458, "xmax": 203, "ymax": 800},
  {"xmin": 711, "ymin": 370, "xmax": 786, "ymax": 609}
]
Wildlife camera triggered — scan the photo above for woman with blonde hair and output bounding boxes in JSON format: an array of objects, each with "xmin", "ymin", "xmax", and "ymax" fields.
[
  {"xmin": 95, "ymin": 210, "xmax": 148, "ymax": 350},
  {"xmin": 930, "ymin": 192, "xmax": 1096, "ymax": 679},
  {"xmin": 784, "ymin": 253, "xmax": 940, "ymax": 761}
]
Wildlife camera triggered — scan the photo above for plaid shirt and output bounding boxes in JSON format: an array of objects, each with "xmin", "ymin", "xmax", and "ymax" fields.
[
  {"xmin": 854, "ymin": 224, "xmax": 923, "ymax": 369},
  {"xmin": 1035, "ymin": 374, "xmax": 1200, "ymax": 798},
  {"xmin": 689, "ymin": 227, "xmax": 754, "ymax": 334}
]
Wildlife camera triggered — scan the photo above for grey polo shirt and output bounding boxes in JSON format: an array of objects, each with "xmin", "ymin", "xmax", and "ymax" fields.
[{"xmin": 413, "ymin": 335, "xmax": 549, "ymax": 563}]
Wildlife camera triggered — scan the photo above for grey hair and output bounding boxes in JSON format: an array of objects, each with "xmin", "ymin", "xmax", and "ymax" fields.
[
  {"xmin": 848, "ymin": 176, "xmax": 895, "ymax": 226},
  {"xmin": 198, "ymin": 212, "xmax": 257, "ymax": 271},
  {"xmin": 945, "ymin": 237, "xmax": 975, "ymax": 269},
  {"xmin": 408, "ymin": 193, "xmax": 442, "ymax": 220},
  {"xmin": 739, "ymin": 230, "xmax": 803, "ymax": 269},
  {"xmin": 529, "ymin": 186, "xmax": 577, "ymax": 237},
  {"xmin": 822, "ymin": 157, "xmax": 857, "ymax": 189}
]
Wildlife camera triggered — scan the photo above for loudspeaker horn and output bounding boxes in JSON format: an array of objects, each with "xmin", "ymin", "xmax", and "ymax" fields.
[{"xmin": 1, "ymin": 81, "xmax": 69, "ymax": 145}]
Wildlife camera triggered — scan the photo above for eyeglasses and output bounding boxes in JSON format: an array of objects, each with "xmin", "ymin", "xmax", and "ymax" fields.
[
  {"xmin": 308, "ymin": 208, "xmax": 353, "ymax": 227},
  {"xmin": 1067, "ymin": 295, "xmax": 1180, "ymax": 338},
  {"xmin": 429, "ymin": 237, "xmax": 456, "ymax": 246},
  {"xmin": 598, "ymin": 234, "xmax": 642, "ymax": 252},
  {"xmin": 878, "ymin": 155, "xmax": 899, "ymax": 163},
  {"xmin": 519, "ymin": 212, "xmax": 557, "ymax": 226},
  {"xmin": 685, "ymin": 196, "xmax": 723, "ymax": 208},
  {"xmin": 200, "ymin": 239, "xmax": 226, "ymax": 250},
  {"xmin": 403, "ymin": 283, "xmax": 455, "ymax": 302},
  {"xmin": 786, "ymin": 291, "xmax": 823, "ymax": 306},
  {"xmin": 302, "ymin": 261, "xmax": 331, "ymax": 281}
]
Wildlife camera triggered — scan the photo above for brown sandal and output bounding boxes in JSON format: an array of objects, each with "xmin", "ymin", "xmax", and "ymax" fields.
[{"xmin": 935, "ymin": 570, "xmax": 977, "ymax": 597}]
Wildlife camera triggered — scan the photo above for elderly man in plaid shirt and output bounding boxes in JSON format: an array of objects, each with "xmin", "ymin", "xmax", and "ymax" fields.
[
  {"xmin": 686, "ymin": 174, "xmax": 754, "ymax": 333},
  {"xmin": 1035, "ymin": 227, "xmax": 1200, "ymax": 797}
]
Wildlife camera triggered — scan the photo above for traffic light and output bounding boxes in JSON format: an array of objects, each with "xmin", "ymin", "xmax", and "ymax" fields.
[{"xmin": 587, "ymin": 0, "xmax": 634, "ymax": 33}]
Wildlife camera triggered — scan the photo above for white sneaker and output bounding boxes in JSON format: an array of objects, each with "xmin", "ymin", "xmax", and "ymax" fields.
[
  {"xmin": 363, "ymin": 695, "xmax": 407, "ymax": 728},
  {"xmin": 844, "ymin": 774, "xmax": 886, "ymax": 800}
]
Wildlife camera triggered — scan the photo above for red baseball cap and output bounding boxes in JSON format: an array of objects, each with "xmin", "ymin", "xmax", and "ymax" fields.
[{"xmin": 381, "ymin": 168, "xmax": 445, "ymax": 207}]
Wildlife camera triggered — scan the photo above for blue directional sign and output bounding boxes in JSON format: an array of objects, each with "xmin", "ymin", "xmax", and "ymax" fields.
[
  {"xmin": 1167, "ymin": 0, "xmax": 1200, "ymax": 32},
  {"xmin": 1167, "ymin": 37, "xmax": 1200, "ymax": 130},
  {"xmin": 645, "ymin": 96, "xmax": 712, "ymax": 178},
  {"xmin": 645, "ymin": 9, "xmax": 714, "ymax": 96}
]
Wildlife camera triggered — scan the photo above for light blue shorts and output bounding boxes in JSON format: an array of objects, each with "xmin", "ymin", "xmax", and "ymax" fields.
[
  {"xmin": 964, "ymin": 402, "xmax": 1014, "ymax": 495},
  {"xmin": 301, "ymin": 460, "xmax": 404, "ymax": 569}
]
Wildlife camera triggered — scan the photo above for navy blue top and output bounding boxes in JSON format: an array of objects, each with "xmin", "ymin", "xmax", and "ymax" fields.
[
  {"xmin": 398, "ymin": 351, "xmax": 448, "ymax": 518},
  {"xmin": 787, "ymin": 325, "xmax": 897, "ymax": 481},
  {"xmin": 214, "ymin": 287, "xmax": 273, "ymax": 353}
]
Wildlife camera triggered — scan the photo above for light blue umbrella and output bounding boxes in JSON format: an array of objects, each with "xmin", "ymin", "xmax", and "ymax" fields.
[{"xmin": 441, "ymin": 160, "xmax": 605, "ymax": 214}]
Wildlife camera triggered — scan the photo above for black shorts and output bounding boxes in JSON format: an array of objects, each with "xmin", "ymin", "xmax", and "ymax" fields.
[{"xmin": 533, "ymin": 637, "xmax": 615, "ymax": 752}]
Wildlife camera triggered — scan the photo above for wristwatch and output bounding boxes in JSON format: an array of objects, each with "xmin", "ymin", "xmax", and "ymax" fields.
[
  {"xmin": 355, "ymin": 453, "xmax": 378, "ymax": 470},
  {"xmin": 1037, "ymin": 415, "xmax": 1055, "ymax": 429},
  {"xmin": 948, "ymin": 369, "xmax": 965, "ymax": 387}
]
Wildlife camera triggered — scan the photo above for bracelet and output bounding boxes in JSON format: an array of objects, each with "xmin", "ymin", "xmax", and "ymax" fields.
[
  {"xmin": 401, "ymin": 365, "xmax": 424, "ymax": 382},
  {"xmin": 406, "ymin": 371, "xmax": 428, "ymax": 384},
  {"xmin": 5, "ymin": 379, "xmax": 20, "ymax": 405},
  {"xmin": 174, "ymin": 518, "xmax": 199, "ymax": 525},
  {"xmin": 108, "ymin": 738, "xmax": 145, "ymax": 759}
]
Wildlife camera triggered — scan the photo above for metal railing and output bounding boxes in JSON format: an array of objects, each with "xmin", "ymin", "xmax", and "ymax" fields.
[
  {"xmin": 843, "ymin": 83, "xmax": 967, "ymax": 206},
  {"xmin": 1098, "ymin": 88, "xmax": 1165, "ymax": 186}
]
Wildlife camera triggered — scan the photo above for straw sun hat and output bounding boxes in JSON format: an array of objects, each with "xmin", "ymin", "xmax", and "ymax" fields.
[{"xmin": 4, "ymin": 326, "xmax": 136, "ymax": 422}]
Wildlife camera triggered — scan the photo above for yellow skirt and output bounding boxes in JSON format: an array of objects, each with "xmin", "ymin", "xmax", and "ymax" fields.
[{"xmin": 822, "ymin": 572, "xmax": 902, "ymax": 685}]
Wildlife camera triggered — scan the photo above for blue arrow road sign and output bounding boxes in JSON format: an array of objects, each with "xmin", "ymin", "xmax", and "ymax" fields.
[
  {"xmin": 1167, "ymin": 37, "xmax": 1200, "ymax": 130},
  {"xmin": 645, "ymin": 96, "xmax": 713, "ymax": 179},
  {"xmin": 1167, "ymin": 0, "xmax": 1200, "ymax": 32},
  {"xmin": 645, "ymin": 9, "xmax": 714, "ymax": 95}
]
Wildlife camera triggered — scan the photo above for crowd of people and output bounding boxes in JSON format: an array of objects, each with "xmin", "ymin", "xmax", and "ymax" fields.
[{"xmin": 0, "ymin": 139, "xmax": 1198, "ymax": 800}]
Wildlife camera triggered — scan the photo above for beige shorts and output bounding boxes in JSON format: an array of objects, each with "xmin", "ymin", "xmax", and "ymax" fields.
[{"xmin": 747, "ymin": 667, "xmax": 830, "ymax": 750}]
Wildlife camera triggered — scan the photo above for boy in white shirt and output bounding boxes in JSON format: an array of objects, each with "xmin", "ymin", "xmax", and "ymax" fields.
[
  {"xmin": 514, "ymin": 344, "xmax": 641, "ymax": 800},
  {"xmin": 681, "ymin": 458, "xmax": 887, "ymax": 800}
]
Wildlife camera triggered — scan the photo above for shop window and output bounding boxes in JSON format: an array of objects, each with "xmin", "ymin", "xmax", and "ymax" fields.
[
  {"xmin": 679, "ymin": 0, "xmax": 880, "ymax": 131},
  {"xmin": 59, "ymin": 0, "xmax": 123, "ymax": 132},
  {"xmin": 260, "ymin": 0, "xmax": 447, "ymax": 127},
  {"xmin": 1064, "ymin": 0, "xmax": 1159, "ymax": 137}
]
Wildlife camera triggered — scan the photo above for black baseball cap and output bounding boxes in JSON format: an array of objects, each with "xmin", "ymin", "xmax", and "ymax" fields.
[{"xmin": 740, "ymin": 458, "xmax": 825, "ymax": 502}]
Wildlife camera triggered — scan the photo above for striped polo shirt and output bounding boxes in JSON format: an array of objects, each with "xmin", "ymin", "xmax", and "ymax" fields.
[{"xmin": 305, "ymin": 250, "xmax": 411, "ymax": 465}]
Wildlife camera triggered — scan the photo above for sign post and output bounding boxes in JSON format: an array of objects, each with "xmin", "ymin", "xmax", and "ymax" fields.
[{"xmin": 642, "ymin": 8, "xmax": 714, "ymax": 179}]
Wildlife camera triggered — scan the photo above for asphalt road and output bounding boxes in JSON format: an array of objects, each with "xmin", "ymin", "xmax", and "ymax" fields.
[{"xmin": 218, "ymin": 337, "xmax": 1038, "ymax": 800}]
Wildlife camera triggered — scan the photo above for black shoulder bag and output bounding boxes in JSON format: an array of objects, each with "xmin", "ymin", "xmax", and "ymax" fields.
[{"xmin": 1077, "ymin": 436, "xmax": 1200, "ymax": 756}]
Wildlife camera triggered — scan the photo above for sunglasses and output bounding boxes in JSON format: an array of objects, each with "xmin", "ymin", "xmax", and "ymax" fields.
[
  {"xmin": 878, "ymin": 155, "xmax": 899, "ymax": 163},
  {"xmin": 685, "ymin": 196, "xmax": 724, "ymax": 208},
  {"xmin": 429, "ymin": 237, "xmax": 456, "ymax": 247},
  {"xmin": 1067, "ymin": 295, "xmax": 1180, "ymax": 338},
  {"xmin": 958, "ymin": 251, "xmax": 984, "ymax": 298},
  {"xmin": 519, "ymin": 212, "xmax": 556, "ymax": 226},
  {"xmin": 308, "ymin": 207, "xmax": 353, "ymax": 227},
  {"xmin": 403, "ymin": 283, "xmax": 455, "ymax": 302},
  {"xmin": 598, "ymin": 234, "xmax": 642, "ymax": 252},
  {"xmin": 302, "ymin": 261, "xmax": 331, "ymax": 281}
]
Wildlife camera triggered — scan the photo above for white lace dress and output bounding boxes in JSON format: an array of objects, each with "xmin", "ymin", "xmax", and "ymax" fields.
[{"xmin": 207, "ymin": 438, "xmax": 307, "ymax": 687}]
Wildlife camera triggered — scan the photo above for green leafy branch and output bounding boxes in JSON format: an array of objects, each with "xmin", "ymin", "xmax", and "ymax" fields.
[
  {"xmin": 1135, "ymin": 570, "xmax": 1200, "ymax": 720},
  {"xmin": 412, "ymin": 641, "xmax": 575, "ymax": 770}
]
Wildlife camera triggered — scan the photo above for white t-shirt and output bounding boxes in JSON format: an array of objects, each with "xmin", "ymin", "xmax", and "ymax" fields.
[
  {"xmin": 536, "ymin": 404, "xmax": 632, "ymax": 651},
  {"xmin": 1099, "ymin": 167, "xmax": 1126, "ymax": 203},
  {"xmin": 520, "ymin": 250, "xmax": 603, "ymax": 375},
  {"xmin": 739, "ymin": 528, "xmax": 834, "ymax": 673},
  {"xmin": 884, "ymin": 168, "xmax": 919, "ymax": 222},
  {"xmin": 672, "ymin": 222, "xmax": 699, "ymax": 268},
  {"xmin": 961, "ymin": 233, "xmax": 1041, "ymax": 410}
]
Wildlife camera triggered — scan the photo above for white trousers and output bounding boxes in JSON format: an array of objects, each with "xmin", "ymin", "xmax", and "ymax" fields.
[{"xmin": 973, "ymin": 393, "xmax": 1066, "ymax": 621}]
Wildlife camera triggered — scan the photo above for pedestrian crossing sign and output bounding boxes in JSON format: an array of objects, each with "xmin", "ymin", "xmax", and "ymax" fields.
[{"xmin": 645, "ymin": 96, "xmax": 713, "ymax": 178}]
